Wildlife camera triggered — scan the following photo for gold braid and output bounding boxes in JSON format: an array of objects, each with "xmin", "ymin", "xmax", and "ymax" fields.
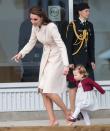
[{"xmin": 72, "ymin": 21, "xmax": 88, "ymax": 55}]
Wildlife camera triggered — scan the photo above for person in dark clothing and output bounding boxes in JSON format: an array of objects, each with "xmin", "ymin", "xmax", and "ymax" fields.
[
  {"xmin": 66, "ymin": 3, "xmax": 96, "ymax": 116},
  {"xmin": 56, "ymin": 7, "xmax": 68, "ymax": 44},
  {"xmin": 18, "ymin": 19, "xmax": 42, "ymax": 82}
]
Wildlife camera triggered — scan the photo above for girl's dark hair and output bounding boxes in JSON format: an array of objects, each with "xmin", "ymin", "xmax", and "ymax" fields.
[{"xmin": 29, "ymin": 6, "xmax": 51, "ymax": 24}]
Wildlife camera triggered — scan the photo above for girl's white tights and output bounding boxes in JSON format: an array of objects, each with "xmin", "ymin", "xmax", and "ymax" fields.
[{"xmin": 72, "ymin": 107, "xmax": 91, "ymax": 125}]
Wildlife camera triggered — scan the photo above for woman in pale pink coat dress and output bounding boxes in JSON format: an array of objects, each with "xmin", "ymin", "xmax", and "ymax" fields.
[{"xmin": 12, "ymin": 6, "xmax": 70, "ymax": 126}]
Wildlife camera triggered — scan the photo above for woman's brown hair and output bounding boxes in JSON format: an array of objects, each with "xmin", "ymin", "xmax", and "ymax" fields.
[{"xmin": 29, "ymin": 6, "xmax": 51, "ymax": 24}]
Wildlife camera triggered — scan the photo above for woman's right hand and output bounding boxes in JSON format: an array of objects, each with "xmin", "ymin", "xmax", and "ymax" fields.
[{"xmin": 11, "ymin": 53, "xmax": 22, "ymax": 63}]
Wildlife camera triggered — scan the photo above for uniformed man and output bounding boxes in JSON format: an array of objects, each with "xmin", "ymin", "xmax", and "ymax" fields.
[{"xmin": 66, "ymin": 3, "xmax": 96, "ymax": 115}]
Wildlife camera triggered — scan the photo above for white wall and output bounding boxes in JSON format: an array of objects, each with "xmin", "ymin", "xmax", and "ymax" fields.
[{"xmin": 0, "ymin": 81, "xmax": 109, "ymax": 112}]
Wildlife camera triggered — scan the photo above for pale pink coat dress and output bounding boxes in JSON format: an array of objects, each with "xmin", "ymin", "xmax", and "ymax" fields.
[{"xmin": 19, "ymin": 22, "xmax": 69, "ymax": 93}]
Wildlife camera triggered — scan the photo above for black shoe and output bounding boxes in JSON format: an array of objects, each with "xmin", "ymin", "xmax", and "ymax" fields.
[{"xmin": 77, "ymin": 112, "xmax": 84, "ymax": 121}]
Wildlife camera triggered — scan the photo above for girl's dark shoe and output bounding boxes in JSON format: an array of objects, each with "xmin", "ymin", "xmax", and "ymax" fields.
[{"xmin": 77, "ymin": 112, "xmax": 84, "ymax": 121}]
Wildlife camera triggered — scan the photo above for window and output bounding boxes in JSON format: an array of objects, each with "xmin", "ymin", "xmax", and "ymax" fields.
[{"xmin": 0, "ymin": 0, "xmax": 69, "ymax": 82}]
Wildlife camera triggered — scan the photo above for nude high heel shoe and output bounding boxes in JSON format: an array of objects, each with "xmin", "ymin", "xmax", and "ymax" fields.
[{"xmin": 49, "ymin": 120, "xmax": 59, "ymax": 127}]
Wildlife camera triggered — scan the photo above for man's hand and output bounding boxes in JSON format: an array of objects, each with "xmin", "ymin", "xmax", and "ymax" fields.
[{"xmin": 91, "ymin": 62, "xmax": 96, "ymax": 70}]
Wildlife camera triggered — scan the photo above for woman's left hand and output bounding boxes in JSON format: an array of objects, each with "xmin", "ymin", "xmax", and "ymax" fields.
[{"xmin": 63, "ymin": 66, "xmax": 69, "ymax": 75}]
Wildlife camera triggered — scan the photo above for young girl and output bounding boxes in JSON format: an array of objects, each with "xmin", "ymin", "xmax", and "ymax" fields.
[{"xmin": 67, "ymin": 65, "xmax": 105, "ymax": 125}]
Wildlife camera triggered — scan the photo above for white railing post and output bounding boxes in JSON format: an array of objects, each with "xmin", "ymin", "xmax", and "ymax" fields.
[{"xmin": 68, "ymin": 0, "xmax": 74, "ymax": 22}]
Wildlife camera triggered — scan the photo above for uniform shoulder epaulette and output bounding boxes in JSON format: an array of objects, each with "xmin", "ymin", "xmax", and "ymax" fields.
[
  {"xmin": 69, "ymin": 20, "xmax": 76, "ymax": 26},
  {"xmin": 68, "ymin": 22, "xmax": 73, "ymax": 26},
  {"xmin": 86, "ymin": 20, "xmax": 92, "ymax": 24}
]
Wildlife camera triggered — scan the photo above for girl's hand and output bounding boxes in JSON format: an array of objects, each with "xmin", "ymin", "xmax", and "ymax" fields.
[
  {"xmin": 63, "ymin": 66, "xmax": 69, "ymax": 75},
  {"xmin": 11, "ymin": 53, "xmax": 22, "ymax": 63}
]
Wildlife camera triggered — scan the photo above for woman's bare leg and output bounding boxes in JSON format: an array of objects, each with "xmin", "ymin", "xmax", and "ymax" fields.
[
  {"xmin": 69, "ymin": 88, "xmax": 77, "ymax": 112},
  {"xmin": 46, "ymin": 93, "xmax": 70, "ymax": 120},
  {"xmin": 42, "ymin": 93, "xmax": 58, "ymax": 126}
]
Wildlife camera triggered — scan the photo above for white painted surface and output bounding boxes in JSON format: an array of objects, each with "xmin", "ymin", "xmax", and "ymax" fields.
[{"xmin": 0, "ymin": 81, "xmax": 110, "ymax": 112}]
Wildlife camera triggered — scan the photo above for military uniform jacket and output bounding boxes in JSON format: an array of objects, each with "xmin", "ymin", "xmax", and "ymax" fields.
[{"xmin": 66, "ymin": 19, "xmax": 95, "ymax": 66}]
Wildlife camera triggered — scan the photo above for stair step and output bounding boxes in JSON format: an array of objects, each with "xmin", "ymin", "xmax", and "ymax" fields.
[
  {"xmin": 0, "ymin": 110, "xmax": 110, "ymax": 122},
  {"xmin": 0, "ymin": 123, "xmax": 110, "ymax": 131}
]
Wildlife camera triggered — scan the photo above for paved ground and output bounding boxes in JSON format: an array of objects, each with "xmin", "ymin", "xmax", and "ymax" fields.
[{"xmin": 0, "ymin": 118, "xmax": 109, "ymax": 127}]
